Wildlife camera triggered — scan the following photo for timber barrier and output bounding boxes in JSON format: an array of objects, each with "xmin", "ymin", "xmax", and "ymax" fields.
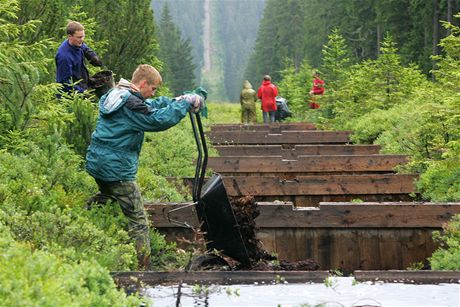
[
  {"xmin": 147, "ymin": 123, "xmax": 458, "ymax": 272},
  {"xmin": 205, "ymin": 123, "xmax": 417, "ymax": 206},
  {"xmin": 146, "ymin": 202, "xmax": 460, "ymax": 273}
]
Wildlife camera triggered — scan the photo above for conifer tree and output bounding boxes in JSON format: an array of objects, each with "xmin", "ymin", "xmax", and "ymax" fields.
[
  {"xmin": 320, "ymin": 28, "xmax": 353, "ymax": 91},
  {"xmin": 158, "ymin": 3, "xmax": 196, "ymax": 95},
  {"xmin": 0, "ymin": 1, "xmax": 50, "ymax": 132}
]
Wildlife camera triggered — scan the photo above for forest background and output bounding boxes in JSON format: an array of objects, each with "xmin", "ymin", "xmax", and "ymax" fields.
[{"xmin": 1, "ymin": 0, "xmax": 460, "ymax": 304}]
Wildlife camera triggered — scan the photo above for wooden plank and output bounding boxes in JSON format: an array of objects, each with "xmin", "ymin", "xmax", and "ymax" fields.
[
  {"xmin": 257, "ymin": 228, "xmax": 439, "ymax": 271},
  {"xmin": 214, "ymin": 144, "xmax": 381, "ymax": 157},
  {"xmin": 378, "ymin": 230, "xmax": 402, "ymax": 270},
  {"xmin": 146, "ymin": 202, "xmax": 200, "ymax": 228},
  {"xmin": 258, "ymin": 202, "xmax": 460, "ymax": 228},
  {"xmin": 207, "ymin": 130, "xmax": 351, "ymax": 145},
  {"xmin": 146, "ymin": 202, "xmax": 460, "ymax": 228},
  {"xmin": 274, "ymin": 228, "xmax": 297, "ymax": 261},
  {"xmin": 210, "ymin": 122, "xmax": 317, "ymax": 132},
  {"xmin": 331, "ymin": 229, "xmax": 360, "ymax": 274},
  {"xmin": 250, "ymin": 194, "xmax": 416, "ymax": 207},
  {"xmin": 354, "ymin": 270, "xmax": 460, "ymax": 284},
  {"xmin": 256, "ymin": 229, "xmax": 276, "ymax": 255},
  {"xmin": 164, "ymin": 178, "xmax": 416, "ymax": 205},
  {"xmin": 399, "ymin": 229, "xmax": 433, "ymax": 270},
  {"xmin": 357, "ymin": 229, "xmax": 381, "ymax": 270},
  {"xmin": 111, "ymin": 271, "xmax": 330, "ymax": 287},
  {"xmin": 208, "ymin": 155, "xmax": 408, "ymax": 174},
  {"xmin": 221, "ymin": 174, "xmax": 417, "ymax": 196},
  {"xmin": 170, "ymin": 174, "xmax": 416, "ymax": 195}
]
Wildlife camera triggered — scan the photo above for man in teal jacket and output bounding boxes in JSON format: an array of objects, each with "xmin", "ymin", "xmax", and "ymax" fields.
[{"xmin": 86, "ymin": 64, "xmax": 205, "ymax": 270}]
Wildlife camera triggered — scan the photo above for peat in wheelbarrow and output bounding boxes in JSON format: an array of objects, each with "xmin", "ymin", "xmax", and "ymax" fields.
[{"xmin": 88, "ymin": 70, "xmax": 114, "ymax": 98}]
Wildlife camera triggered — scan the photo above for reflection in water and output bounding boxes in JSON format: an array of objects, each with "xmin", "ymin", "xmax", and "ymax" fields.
[
  {"xmin": 193, "ymin": 295, "xmax": 209, "ymax": 307},
  {"xmin": 145, "ymin": 278, "xmax": 459, "ymax": 307}
]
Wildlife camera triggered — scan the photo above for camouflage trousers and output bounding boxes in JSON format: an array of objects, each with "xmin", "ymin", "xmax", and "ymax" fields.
[
  {"xmin": 241, "ymin": 104, "xmax": 257, "ymax": 124},
  {"xmin": 95, "ymin": 179, "xmax": 151, "ymax": 270}
]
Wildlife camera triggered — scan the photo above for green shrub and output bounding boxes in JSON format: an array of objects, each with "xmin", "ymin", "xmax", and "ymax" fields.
[
  {"xmin": 0, "ymin": 223, "xmax": 143, "ymax": 306},
  {"xmin": 417, "ymin": 141, "xmax": 460, "ymax": 201},
  {"xmin": 430, "ymin": 215, "xmax": 460, "ymax": 270}
]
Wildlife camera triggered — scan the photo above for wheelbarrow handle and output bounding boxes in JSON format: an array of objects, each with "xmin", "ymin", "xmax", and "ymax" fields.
[{"xmin": 189, "ymin": 112, "xmax": 208, "ymax": 202}]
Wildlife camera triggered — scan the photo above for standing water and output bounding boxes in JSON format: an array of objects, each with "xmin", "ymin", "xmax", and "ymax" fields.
[{"xmin": 144, "ymin": 277, "xmax": 459, "ymax": 307}]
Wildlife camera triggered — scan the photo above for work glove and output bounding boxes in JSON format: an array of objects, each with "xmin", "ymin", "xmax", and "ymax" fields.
[
  {"xmin": 89, "ymin": 55, "xmax": 103, "ymax": 67},
  {"xmin": 179, "ymin": 93, "xmax": 205, "ymax": 113}
]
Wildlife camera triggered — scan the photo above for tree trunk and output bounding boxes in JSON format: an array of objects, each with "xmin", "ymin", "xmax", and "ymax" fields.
[
  {"xmin": 432, "ymin": 0, "xmax": 440, "ymax": 76},
  {"xmin": 447, "ymin": 0, "xmax": 453, "ymax": 35}
]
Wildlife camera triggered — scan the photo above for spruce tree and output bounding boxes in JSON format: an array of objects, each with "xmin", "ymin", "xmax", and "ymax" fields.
[{"xmin": 158, "ymin": 3, "xmax": 196, "ymax": 95}]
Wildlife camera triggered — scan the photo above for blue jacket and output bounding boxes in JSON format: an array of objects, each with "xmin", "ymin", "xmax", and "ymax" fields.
[
  {"xmin": 55, "ymin": 40, "xmax": 98, "ymax": 92},
  {"xmin": 86, "ymin": 84, "xmax": 191, "ymax": 182}
]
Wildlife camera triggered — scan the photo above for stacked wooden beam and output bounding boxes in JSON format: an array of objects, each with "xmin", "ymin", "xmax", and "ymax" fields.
[
  {"xmin": 146, "ymin": 202, "xmax": 460, "ymax": 272},
  {"xmin": 206, "ymin": 123, "xmax": 417, "ymax": 206},
  {"xmin": 147, "ymin": 123, "xmax": 456, "ymax": 272}
]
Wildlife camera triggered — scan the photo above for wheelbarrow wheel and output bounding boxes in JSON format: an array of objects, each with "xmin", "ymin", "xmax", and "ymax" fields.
[{"xmin": 188, "ymin": 254, "xmax": 231, "ymax": 271}]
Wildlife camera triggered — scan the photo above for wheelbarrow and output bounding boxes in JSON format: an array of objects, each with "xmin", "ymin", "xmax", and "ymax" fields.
[{"xmin": 169, "ymin": 112, "xmax": 251, "ymax": 266}]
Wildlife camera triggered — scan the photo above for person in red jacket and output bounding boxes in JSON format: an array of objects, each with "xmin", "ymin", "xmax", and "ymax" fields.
[
  {"xmin": 309, "ymin": 71, "xmax": 324, "ymax": 109},
  {"xmin": 257, "ymin": 75, "xmax": 278, "ymax": 123}
]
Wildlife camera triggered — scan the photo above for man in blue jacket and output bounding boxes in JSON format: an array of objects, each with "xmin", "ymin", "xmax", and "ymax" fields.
[
  {"xmin": 55, "ymin": 21, "xmax": 102, "ymax": 93},
  {"xmin": 86, "ymin": 64, "xmax": 205, "ymax": 270}
]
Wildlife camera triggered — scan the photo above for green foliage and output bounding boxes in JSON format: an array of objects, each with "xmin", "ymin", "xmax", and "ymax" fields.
[
  {"xmin": 417, "ymin": 141, "xmax": 460, "ymax": 201},
  {"xmin": 81, "ymin": 0, "xmax": 160, "ymax": 79},
  {"xmin": 60, "ymin": 91, "xmax": 98, "ymax": 157},
  {"xmin": 0, "ymin": 223, "xmax": 142, "ymax": 306},
  {"xmin": 205, "ymin": 101, "xmax": 263, "ymax": 124},
  {"xmin": 0, "ymin": 137, "xmax": 137, "ymax": 268},
  {"xmin": 158, "ymin": 3, "xmax": 196, "ymax": 96},
  {"xmin": 429, "ymin": 215, "xmax": 460, "ymax": 270},
  {"xmin": 246, "ymin": 0, "xmax": 308, "ymax": 85},
  {"xmin": 325, "ymin": 35, "xmax": 429, "ymax": 135},
  {"xmin": 320, "ymin": 28, "xmax": 353, "ymax": 91},
  {"xmin": 0, "ymin": 0, "xmax": 51, "ymax": 132},
  {"xmin": 277, "ymin": 61, "xmax": 313, "ymax": 121},
  {"xmin": 149, "ymin": 228, "xmax": 188, "ymax": 270}
]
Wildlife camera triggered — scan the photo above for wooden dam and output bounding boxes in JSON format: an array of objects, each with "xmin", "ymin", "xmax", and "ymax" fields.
[{"xmin": 145, "ymin": 122, "xmax": 460, "ymax": 274}]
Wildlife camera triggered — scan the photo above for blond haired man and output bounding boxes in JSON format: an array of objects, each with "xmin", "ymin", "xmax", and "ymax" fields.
[{"xmin": 86, "ymin": 64, "xmax": 205, "ymax": 269}]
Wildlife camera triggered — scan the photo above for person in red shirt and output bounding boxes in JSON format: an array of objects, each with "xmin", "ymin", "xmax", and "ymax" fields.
[
  {"xmin": 257, "ymin": 75, "xmax": 278, "ymax": 123},
  {"xmin": 309, "ymin": 71, "xmax": 324, "ymax": 109}
]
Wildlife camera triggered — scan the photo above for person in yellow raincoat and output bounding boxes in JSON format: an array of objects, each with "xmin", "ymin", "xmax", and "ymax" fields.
[{"xmin": 240, "ymin": 80, "xmax": 258, "ymax": 124}]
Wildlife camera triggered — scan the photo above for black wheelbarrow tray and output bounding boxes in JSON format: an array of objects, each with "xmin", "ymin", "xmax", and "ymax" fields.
[{"xmin": 169, "ymin": 112, "xmax": 251, "ymax": 266}]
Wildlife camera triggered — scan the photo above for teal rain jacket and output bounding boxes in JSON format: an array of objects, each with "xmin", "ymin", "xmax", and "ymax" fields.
[{"xmin": 86, "ymin": 80, "xmax": 191, "ymax": 182}]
